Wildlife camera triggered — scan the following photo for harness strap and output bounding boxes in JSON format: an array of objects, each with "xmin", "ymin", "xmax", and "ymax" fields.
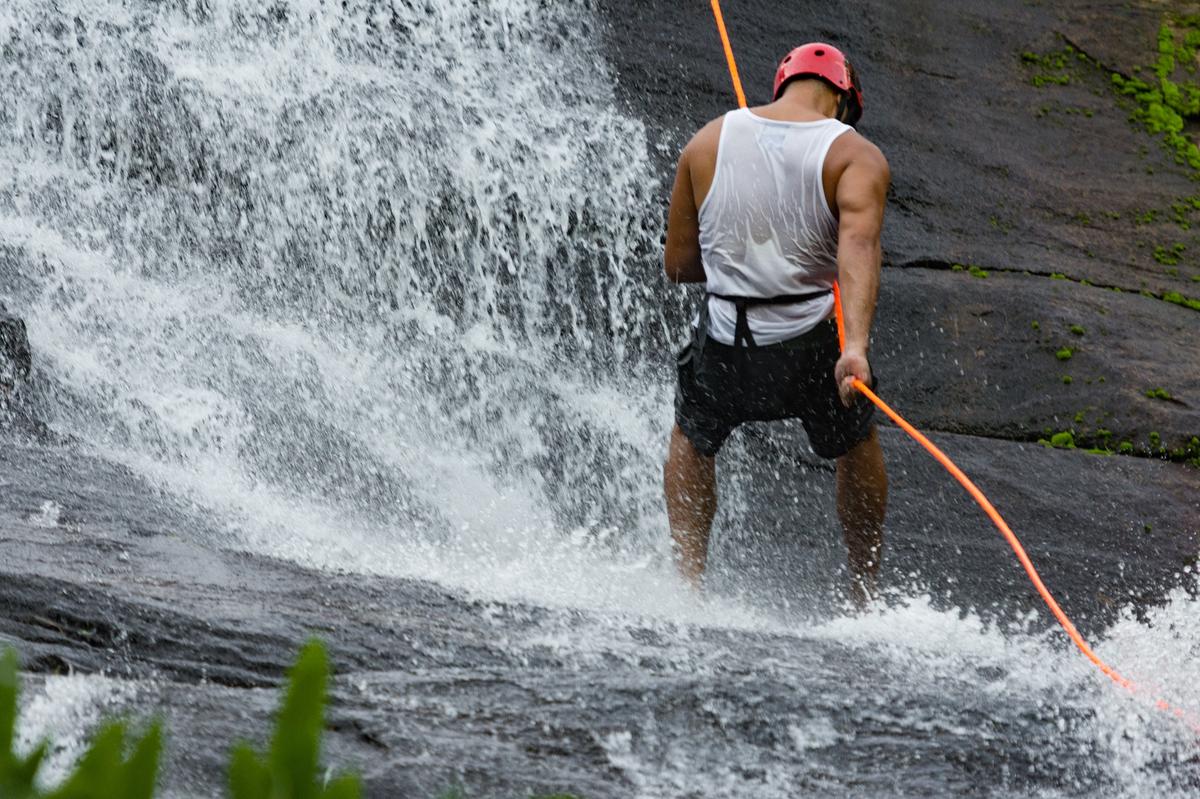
[{"xmin": 707, "ymin": 289, "xmax": 832, "ymax": 348}]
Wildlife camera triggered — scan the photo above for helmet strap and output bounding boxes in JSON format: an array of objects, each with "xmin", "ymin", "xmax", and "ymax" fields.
[
  {"xmin": 835, "ymin": 93, "xmax": 862, "ymax": 127},
  {"xmin": 835, "ymin": 94, "xmax": 851, "ymax": 125}
]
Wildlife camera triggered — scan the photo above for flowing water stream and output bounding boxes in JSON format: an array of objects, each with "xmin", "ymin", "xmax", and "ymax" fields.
[{"xmin": 1, "ymin": 1, "xmax": 1199, "ymax": 796}]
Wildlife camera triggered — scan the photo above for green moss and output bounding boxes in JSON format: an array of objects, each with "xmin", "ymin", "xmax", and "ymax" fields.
[
  {"xmin": 1021, "ymin": 48, "xmax": 1085, "ymax": 89},
  {"xmin": 1162, "ymin": 290, "xmax": 1200, "ymax": 310},
  {"xmin": 1113, "ymin": 23, "xmax": 1200, "ymax": 174},
  {"xmin": 951, "ymin": 263, "xmax": 965, "ymax": 272},
  {"xmin": 1170, "ymin": 436, "xmax": 1200, "ymax": 467},
  {"xmin": 1144, "ymin": 523, "xmax": 1154, "ymax": 534},
  {"xmin": 1049, "ymin": 272, "xmax": 1068, "ymax": 280},
  {"xmin": 1145, "ymin": 386, "xmax": 1173, "ymax": 400},
  {"xmin": 1031, "ymin": 320, "xmax": 1041, "ymax": 330},
  {"xmin": 1062, "ymin": 375, "xmax": 1073, "ymax": 384},
  {"xmin": 1171, "ymin": 201, "xmax": 1194, "ymax": 228},
  {"xmin": 1050, "ymin": 431, "xmax": 1076, "ymax": 449},
  {"xmin": 1034, "ymin": 73, "xmax": 1072, "ymax": 87},
  {"xmin": 1119, "ymin": 440, "xmax": 1135, "ymax": 454},
  {"xmin": 1056, "ymin": 347, "xmax": 1075, "ymax": 360},
  {"xmin": 968, "ymin": 264, "xmax": 989, "ymax": 278},
  {"xmin": 1153, "ymin": 243, "xmax": 1186, "ymax": 264},
  {"xmin": 1069, "ymin": 324, "xmax": 1085, "ymax": 335},
  {"xmin": 1150, "ymin": 431, "xmax": 1164, "ymax": 452}
]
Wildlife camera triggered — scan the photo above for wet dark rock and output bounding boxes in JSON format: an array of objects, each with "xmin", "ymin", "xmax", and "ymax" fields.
[
  {"xmin": 0, "ymin": 303, "xmax": 43, "ymax": 437},
  {"xmin": 2, "ymin": 430, "xmax": 1197, "ymax": 796},
  {"xmin": 596, "ymin": 0, "xmax": 1199, "ymax": 498},
  {"xmin": 720, "ymin": 426, "xmax": 1200, "ymax": 625},
  {"xmin": 598, "ymin": 0, "xmax": 1200, "ymax": 294},
  {"xmin": 0, "ymin": 303, "xmax": 31, "ymax": 395},
  {"xmin": 876, "ymin": 268, "xmax": 1200, "ymax": 448}
]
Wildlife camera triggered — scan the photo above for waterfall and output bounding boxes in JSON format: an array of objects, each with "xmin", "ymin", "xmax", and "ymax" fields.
[{"xmin": 0, "ymin": 0, "xmax": 682, "ymax": 591}]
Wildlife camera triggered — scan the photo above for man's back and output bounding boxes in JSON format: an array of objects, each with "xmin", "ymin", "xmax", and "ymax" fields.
[{"xmin": 696, "ymin": 108, "xmax": 850, "ymax": 344}]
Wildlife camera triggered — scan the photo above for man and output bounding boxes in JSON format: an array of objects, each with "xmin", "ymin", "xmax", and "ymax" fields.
[{"xmin": 662, "ymin": 43, "xmax": 889, "ymax": 605}]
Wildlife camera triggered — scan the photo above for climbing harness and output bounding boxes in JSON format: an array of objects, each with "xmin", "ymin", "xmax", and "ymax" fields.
[
  {"xmin": 705, "ymin": 0, "xmax": 1197, "ymax": 730},
  {"xmin": 707, "ymin": 289, "xmax": 831, "ymax": 348}
]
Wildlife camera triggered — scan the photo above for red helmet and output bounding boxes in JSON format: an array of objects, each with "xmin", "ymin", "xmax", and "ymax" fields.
[{"xmin": 772, "ymin": 42, "xmax": 864, "ymax": 126}]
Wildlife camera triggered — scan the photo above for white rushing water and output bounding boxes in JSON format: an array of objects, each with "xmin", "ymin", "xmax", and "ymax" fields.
[
  {"xmin": 0, "ymin": 0, "xmax": 683, "ymax": 595},
  {"xmin": 2, "ymin": 1, "xmax": 1198, "ymax": 796}
]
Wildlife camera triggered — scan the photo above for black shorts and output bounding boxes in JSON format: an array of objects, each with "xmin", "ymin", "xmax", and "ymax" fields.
[{"xmin": 674, "ymin": 319, "xmax": 876, "ymax": 459}]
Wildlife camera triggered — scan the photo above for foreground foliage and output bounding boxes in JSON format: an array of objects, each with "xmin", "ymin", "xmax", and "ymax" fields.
[
  {"xmin": 3, "ymin": 642, "xmax": 585, "ymax": 798},
  {"xmin": 1, "ymin": 646, "xmax": 161, "ymax": 799},
  {"xmin": 227, "ymin": 640, "xmax": 360, "ymax": 799},
  {"xmin": 0, "ymin": 640, "xmax": 359, "ymax": 798}
]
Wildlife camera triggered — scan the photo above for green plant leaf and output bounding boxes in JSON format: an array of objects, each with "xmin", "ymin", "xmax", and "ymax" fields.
[
  {"xmin": 1, "ymin": 647, "xmax": 19, "ymax": 764},
  {"xmin": 46, "ymin": 722, "xmax": 127, "ymax": 798},
  {"xmin": 320, "ymin": 773, "xmax": 362, "ymax": 799},
  {"xmin": 269, "ymin": 639, "xmax": 328, "ymax": 799},
  {"xmin": 228, "ymin": 743, "xmax": 270, "ymax": 799},
  {"xmin": 119, "ymin": 723, "xmax": 163, "ymax": 799},
  {"xmin": 10, "ymin": 742, "xmax": 49, "ymax": 794}
]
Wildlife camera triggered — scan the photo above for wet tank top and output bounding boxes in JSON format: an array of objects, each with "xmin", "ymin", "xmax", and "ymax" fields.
[{"xmin": 698, "ymin": 108, "xmax": 851, "ymax": 345}]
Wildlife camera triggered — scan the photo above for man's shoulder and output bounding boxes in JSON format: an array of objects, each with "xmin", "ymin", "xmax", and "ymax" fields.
[
  {"xmin": 829, "ymin": 129, "xmax": 889, "ymax": 176},
  {"xmin": 683, "ymin": 114, "xmax": 728, "ymax": 160},
  {"xmin": 832, "ymin": 128, "xmax": 886, "ymax": 160}
]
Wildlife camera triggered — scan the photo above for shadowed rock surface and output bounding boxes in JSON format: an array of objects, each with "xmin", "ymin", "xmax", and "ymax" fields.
[
  {"xmin": 0, "ymin": 302, "xmax": 31, "ymax": 392},
  {"xmin": 876, "ymin": 269, "xmax": 1200, "ymax": 448}
]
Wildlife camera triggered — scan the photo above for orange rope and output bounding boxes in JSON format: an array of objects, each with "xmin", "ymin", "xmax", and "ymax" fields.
[
  {"xmin": 832, "ymin": 290, "xmax": 1200, "ymax": 727},
  {"xmin": 710, "ymin": 0, "xmax": 1197, "ymax": 730},
  {"xmin": 709, "ymin": 0, "xmax": 747, "ymax": 109}
]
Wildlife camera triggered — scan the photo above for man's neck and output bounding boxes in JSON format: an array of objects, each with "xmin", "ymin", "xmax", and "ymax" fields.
[{"xmin": 754, "ymin": 83, "xmax": 839, "ymax": 123}]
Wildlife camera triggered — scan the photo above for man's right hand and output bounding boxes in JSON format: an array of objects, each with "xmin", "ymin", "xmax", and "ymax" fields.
[{"xmin": 834, "ymin": 349, "xmax": 871, "ymax": 407}]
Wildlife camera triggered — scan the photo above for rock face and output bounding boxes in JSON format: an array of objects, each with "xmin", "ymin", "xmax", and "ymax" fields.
[
  {"xmin": 0, "ymin": 303, "xmax": 31, "ymax": 397},
  {"xmin": 597, "ymin": 0, "xmax": 1200, "ymax": 456}
]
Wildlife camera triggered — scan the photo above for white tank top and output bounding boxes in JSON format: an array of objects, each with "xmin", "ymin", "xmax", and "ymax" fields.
[{"xmin": 698, "ymin": 108, "xmax": 851, "ymax": 345}]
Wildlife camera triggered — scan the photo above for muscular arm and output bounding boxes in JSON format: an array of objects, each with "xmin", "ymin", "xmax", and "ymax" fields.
[
  {"xmin": 663, "ymin": 145, "xmax": 706, "ymax": 283},
  {"xmin": 833, "ymin": 139, "xmax": 890, "ymax": 403}
]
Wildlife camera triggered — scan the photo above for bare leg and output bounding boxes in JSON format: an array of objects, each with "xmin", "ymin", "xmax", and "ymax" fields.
[
  {"xmin": 836, "ymin": 425, "xmax": 888, "ymax": 607},
  {"xmin": 664, "ymin": 424, "xmax": 717, "ymax": 587}
]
